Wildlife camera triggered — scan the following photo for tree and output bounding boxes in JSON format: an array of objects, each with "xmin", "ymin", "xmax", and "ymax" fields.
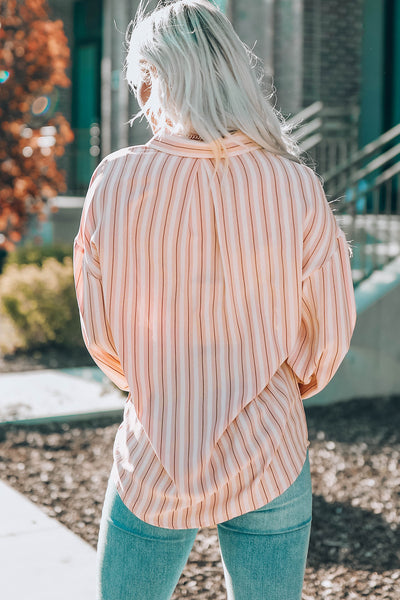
[{"xmin": 0, "ymin": 0, "xmax": 74, "ymax": 252}]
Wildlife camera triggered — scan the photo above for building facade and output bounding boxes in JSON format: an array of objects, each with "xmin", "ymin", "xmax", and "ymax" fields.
[{"xmin": 47, "ymin": 0, "xmax": 399, "ymax": 196}]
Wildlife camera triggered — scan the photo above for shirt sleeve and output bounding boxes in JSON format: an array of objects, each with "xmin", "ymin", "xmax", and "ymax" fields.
[
  {"xmin": 73, "ymin": 160, "xmax": 130, "ymax": 392},
  {"xmin": 286, "ymin": 170, "xmax": 357, "ymax": 399}
]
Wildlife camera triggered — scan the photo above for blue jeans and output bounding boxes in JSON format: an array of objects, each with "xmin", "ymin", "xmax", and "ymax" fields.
[{"xmin": 96, "ymin": 449, "xmax": 312, "ymax": 600}]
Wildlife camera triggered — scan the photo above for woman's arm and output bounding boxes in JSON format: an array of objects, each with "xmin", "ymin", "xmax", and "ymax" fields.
[
  {"xmin": 287, "ymin": 170, "xmax": 357, "ymax": 399},
  {"xmin": 287, "ymin": 229, "xmax": 356, "ymax": 399},
  {"xmin": 73, "ymin": 161, "xmax": 130, "ymax": 392}
]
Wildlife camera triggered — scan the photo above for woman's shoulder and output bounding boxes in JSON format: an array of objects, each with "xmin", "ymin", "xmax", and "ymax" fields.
[
  {"xmin": 258, "ymin": 148, "xmax": 322, "ymax": 186},
  {"xmin": 86, "ymin": 144, "xmax": 155, "ymax": 190},
  {"xmin": 100, "ymin": 143, "xmax": 153, "ymax": 166},
  {"xmin": 255, "ymin": 149, "xmax": 332, "ymax": 217}
]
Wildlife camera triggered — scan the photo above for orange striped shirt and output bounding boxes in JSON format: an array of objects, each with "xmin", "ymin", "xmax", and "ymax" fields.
[{"xmin": 73, "ymin": 130, "xmax": 356, "ymax": 528}]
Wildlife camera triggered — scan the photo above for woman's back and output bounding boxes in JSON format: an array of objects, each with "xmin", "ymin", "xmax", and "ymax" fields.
[
  {"xmin": 76, "ymin": 3, "xmax": 356, "ymax": 596},
  {"xmin": 74, "ymin": 129, "xmax": 355, "ymax": 528}
]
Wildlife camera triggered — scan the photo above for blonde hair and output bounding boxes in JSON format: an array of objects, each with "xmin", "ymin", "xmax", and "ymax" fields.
[{"xmin": 124, "ymin": 0, "xmax": 302, "ymax": 164}]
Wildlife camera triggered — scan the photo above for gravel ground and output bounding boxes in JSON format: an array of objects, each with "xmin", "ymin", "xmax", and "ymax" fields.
[{"xmin": 1, "ymin": 394, "xmax": 400, "ymax": 599}]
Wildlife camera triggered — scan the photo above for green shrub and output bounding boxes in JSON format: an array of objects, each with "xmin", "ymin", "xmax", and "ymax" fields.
[
  {"xmin": 5, "ymin": 243, "xmax": 73, "ymax": 268},
  {"xmin": 0, "ymin": 257, "xmax": 84, "ymax": 353}
]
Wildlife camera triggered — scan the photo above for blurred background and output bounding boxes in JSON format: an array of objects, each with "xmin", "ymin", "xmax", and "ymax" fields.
[{"xmin": 0, "ymin": 1, "xmax": 400, "ymax": 599}]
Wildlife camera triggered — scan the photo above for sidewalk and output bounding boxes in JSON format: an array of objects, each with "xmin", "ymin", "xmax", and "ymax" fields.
[
  {"xmin": 0, "ymin": 366, "xmax": 124, "ymax": 599},
  {"xmin": 0, "ymin": 366, "xmax": 126, "ymax": 424},
  {"xmin": 0, "ymin": 479, "xmax": 97, "ymax": 599}
]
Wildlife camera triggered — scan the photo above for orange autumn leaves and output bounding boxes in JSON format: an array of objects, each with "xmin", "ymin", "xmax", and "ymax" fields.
[{"xmin": 0, "ymin": 0, "xmax": 73, "ymax": 250}]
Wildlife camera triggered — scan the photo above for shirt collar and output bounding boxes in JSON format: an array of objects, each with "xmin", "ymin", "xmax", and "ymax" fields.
[{"xmin": 146, "ymin": 130, "xmax": 261, "ymax": 158}]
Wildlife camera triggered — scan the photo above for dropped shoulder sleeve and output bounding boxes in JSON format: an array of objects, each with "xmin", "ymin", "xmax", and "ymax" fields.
[
  {"xmin": 73, "ymin": 159, "xmax": 130, "ymax": 392},
  {"xmin": 287, "ymin": 169, "xmax": 357, "ymax": 399}
]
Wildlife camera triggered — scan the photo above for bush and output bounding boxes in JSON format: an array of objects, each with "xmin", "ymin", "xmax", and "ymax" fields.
[
  {"xmin": 0, "ymin": 257, "xmax": 84, "ymax": 353},
  {"xmin": 5, "ymin": 243, "xmax": 73, "ymax": 268}
]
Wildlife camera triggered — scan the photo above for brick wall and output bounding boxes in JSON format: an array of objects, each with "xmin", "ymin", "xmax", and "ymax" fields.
[
  {"xmin": 234, "ymin": 0, "xmax": 364, "ymax": 116},
  {"xmin": 302, "ymin": 0, "xmax": 364, "ymax": 108}
]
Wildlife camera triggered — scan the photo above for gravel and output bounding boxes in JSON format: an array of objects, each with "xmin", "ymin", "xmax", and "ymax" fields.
[{"xmin": 1, "ymin": 394, "xmax": 400, "ymax": 599}]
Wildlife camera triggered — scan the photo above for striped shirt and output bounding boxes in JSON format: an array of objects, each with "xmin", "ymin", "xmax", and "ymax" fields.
[{"xmin": 73, "ymin": 130, "xmax": 356, "ymax": 529}]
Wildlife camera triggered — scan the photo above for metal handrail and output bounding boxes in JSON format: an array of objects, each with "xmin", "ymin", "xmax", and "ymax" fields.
[
  {"xmin": 336, "ymin": 161, "xmax": 400, "ymax": 210},
  {"xmin": 286, "ymin": 104, "xmax": 400, "ymax": 287},
  {"xmin": 288, "ymin": 102, "xmax": 359, "ymax": 157},
  {"xmin": 300, "ymin": 133, "xmax": 323, "ymax": 152},
  {"xmin": 292, "ymin": 118, "xmax": 323, "ymax": 142},
  {"xmin": 350, "ymin": 143, "xmax": 400, "ymax": 184},
  {"xmin": 323, "ymin": 123, "xmax": 400, "ymax": 184},
  {"xmin": 286, "ymin": 101, "xmax": 323, "ymax": 128},
  {"xmin": 374, "ymin": 160, "xmax": 400, "ymax": 187},
  {"xmin": 287, "ymin": 102, "xmax": 323, "ymax": 152}
]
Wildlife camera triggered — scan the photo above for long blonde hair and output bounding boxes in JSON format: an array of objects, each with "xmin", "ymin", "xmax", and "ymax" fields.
[{"xmin": 124, "ymin": 0, "xmax": 302, "ymax": 164}]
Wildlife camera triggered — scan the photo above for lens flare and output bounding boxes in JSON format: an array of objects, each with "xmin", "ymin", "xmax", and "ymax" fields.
[
  {"xmin": 0, "ymin": 71, "xmax": 10, "ymax": 83},
  {"xmin": 22, "ymin": 146, "xmax": 33, "ymax": 157},
  {"xmin": 31, "ymin": 95, "xmax": 51, "ymax": 116}
]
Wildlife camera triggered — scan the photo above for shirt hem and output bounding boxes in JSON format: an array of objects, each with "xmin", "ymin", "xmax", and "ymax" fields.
[{"xmin": 111, "ymin": 443, "xmax": 310, "ymax": 530}]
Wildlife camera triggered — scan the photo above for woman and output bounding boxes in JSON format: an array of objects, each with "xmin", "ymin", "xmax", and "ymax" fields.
[{"xmin": 73, "ymin": 1, "xmax": 357, "ymax": 598}]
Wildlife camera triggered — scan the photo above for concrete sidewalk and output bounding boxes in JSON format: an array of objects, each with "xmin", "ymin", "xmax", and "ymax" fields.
[
  {"xmin": 0, "ymin": 367, "xmax": 126, "ymax": 425},
  {"xmin": 0, "ymin": 479, "xmax": 97, "ymax": 599},
  {"xmin": 0, "ymin": 367, "xmax": 121, "ymax": 598}
]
